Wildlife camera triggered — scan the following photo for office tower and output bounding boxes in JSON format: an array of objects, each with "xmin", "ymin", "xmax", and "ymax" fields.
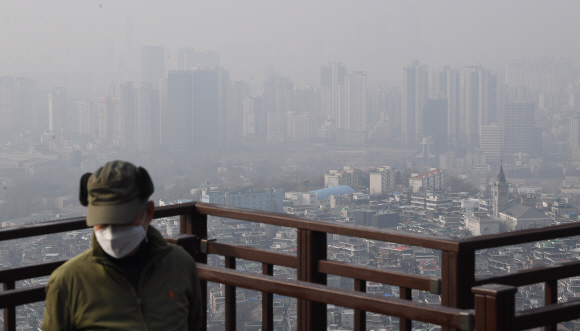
[
  {"xmin": 264, "ymin": 77, "xmax": 294, "ymax": 113},
  {"xmin": 166, "ymin": 69, "xmax": 229, "ymax": 152},
  {"xmin": 192, "ymin": 69, "xmax": 229, "ymax": 150},
  {"xmin": 320, "ymin": 62, "xmax": 346, "ymax": 119},
  {"xmin": 402, "ymin": 61, "xmax": 428, "ymax": 146},
  {"xmin": 137, "ymin": 82, "xmax": 160, "ymax": 153},
  {"xmin": 167, "ymin": 71, "xmax": 193, "ymax": 152},
  {"xmin": 191, "ymin": 50, "xmax": 220, "ymax": 69},
  {"xmin": 120, "ymin": 82, "xmax": 138, "ymax": 147},
  {"xmin": 434, "ymin": 67, "xmax": 460, "ymax": 151},
  {"xmin": 463, "ymin": 66, "xmax": 492, "ymax": 148},
  {"xmin": 13, "ymin": 78, "xmax": 37, "ymax": 132},
  {"xmin": 344, "ymin": 72, "xmax": 367, "ymax": 145},
  {"xmin": 177, "ymin": 48, "xmax": 195, "ymax": 70},
  {"xmin": 228, "ymin": 81, "xmax": 250, "ymax": 144},
  {"xmin": 503, "ymin": 102, "xmax": 535, "ymax": 156},
  {"xmin": 48, "ymin": 87, "xmax": 67, "ymax": 133},
  {"xmin": 141, "ymin": 46, "xmax": 165, "ymax": 88},
  {"xmin": 73, "ymin": 100, "xmax": 90, "ymax": 135},
  {"xmin": 480, "ymin": 124, "xmax": 501, "ymax": 163},
  {"xmin": 422, "ymin": 99, "xmax": 447, "ymax": 154},
  {"xmin": 96, "ymin": 96, "xmax": 121, "ymax": 141},
  {"xmin": 242, "ymin": 97, "xmax": 255, "ymax": 137},
  {"xmin": 0, "ymin": 77, "xmax": 15, "ymax": 133},
  {"xmin": 569, "ymin": 117, "xmax": 580, "ymax": 149},
  {"xmin": 267, "ymin": 111, "xmax": 286, "ymax": 144}
]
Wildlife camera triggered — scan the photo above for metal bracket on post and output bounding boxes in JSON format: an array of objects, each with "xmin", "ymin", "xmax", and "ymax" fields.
[
  {"xmin": 458, "ymin": 310, "xmax": 474, "ymax": 331},
  {"xmin": 200, "ymin": 238, "xmax": 216, "ymax": 255},
  {"xmin": 430, "ymin": 278, "xmax": 441, "ymax": 294}
]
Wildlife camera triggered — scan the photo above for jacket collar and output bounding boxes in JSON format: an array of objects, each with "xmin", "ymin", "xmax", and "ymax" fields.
[{"xmin": 91, "ymin": 225, "xmax": 171, "ymax": 260}]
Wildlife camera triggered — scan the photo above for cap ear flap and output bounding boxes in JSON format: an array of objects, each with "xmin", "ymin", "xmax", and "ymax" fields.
[
  {"xmin": 79, "ymin": 173, "xmax": 92, "ymax": 206},
  {"xmin": 137, "ymin": 167, "xmax": 154, "ymax": 199}
]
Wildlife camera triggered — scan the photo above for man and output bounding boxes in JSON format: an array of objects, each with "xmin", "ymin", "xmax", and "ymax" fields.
[{"xmin": 43, "ymin": 160, "xmax": 203, "ymax": 330}]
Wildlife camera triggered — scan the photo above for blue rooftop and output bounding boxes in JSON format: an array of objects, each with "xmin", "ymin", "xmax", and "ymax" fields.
[{"xmin": 309, "ymin": 185, "xmax": 356, "ymax": 200}]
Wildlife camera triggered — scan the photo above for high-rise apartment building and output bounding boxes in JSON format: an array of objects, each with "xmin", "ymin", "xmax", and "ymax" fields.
[
  {"xmin": 120, "ymin": 82, "xmax": 138, "ymax": 147},
  {"xmin": 480, "ymin": 124, "xmax": 501, "ymax": 163},
  {"xmin": 176, "ymin": 48, "xmax": 195, "ymax": 71},
  {"xmin": 344, "ymin": 72, "xmax": 367, "ymax": 145},
  {"xmin": 463, "ymin": 66, "xmax": 491, "ymax": 148},
  {"xmin": 402, "ymin": 61, "xmax": 428, "ymax": 146},
  {"xmin": 0, "ymin": 77, "xmax": 15, "ymax": 133},
  {"xmin": 369, "ymin": 166, "xmax": 396, "ymax": 195},
  {"xmin": 137, "ymin": 82, "xmax": 160, "ymax": 153},
  {"xmin": 141, "ymin": 46, "xmax": 165, "ymax": 88},
  {"xmin": 503, "ymin": 102, "xmax": 535, "ymax": 156},
  {"xmin": 423, "ymin": 99, "xmax": 448, "ymax": 154},
  {"xmin": 73, "ymin": 100, "xmax": 90, "ymax": 135},
  {"xmin": 96, "ymin": 96, "xmax": 121, "ymax": 142},
  {"xmin": 321, "ymin": 62, "xmax": 347, "ymax": 120},
  {"xmin": 434, "ymin": 66, "xmax": 460, "ymax": 151},
  {"xmin": 166, "ymin": 69, "xmax": 229, "ymax": 152},
  {"xmin": 48, "ymin": 87, "xmax": 67, "ymax": 134}
]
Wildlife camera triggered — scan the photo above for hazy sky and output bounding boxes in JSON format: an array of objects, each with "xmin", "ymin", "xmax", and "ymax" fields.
[{"xmin": 1, "ymin": 1, "xmax": 579, "ymax": 86}]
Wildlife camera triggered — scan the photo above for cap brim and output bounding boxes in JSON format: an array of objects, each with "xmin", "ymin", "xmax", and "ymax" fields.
[{"xmin": 86, "ymin": 198, "xmax": 142, "ymax": 226}]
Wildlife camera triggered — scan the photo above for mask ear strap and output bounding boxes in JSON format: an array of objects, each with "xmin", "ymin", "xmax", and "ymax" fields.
[{"xmin": 79, "ymin": 173, "xmax": 92, "ymax": 206}]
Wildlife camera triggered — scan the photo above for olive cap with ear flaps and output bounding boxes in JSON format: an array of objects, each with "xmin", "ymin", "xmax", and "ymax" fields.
[{"xmin": 81, "ymin": 160, "xmax": 154, "ymax": 227}]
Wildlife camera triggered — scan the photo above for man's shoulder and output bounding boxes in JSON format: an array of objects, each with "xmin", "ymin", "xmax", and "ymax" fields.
[{"xmin": 48, "ymin": 249, "xmax": 95, "ymax": 283}]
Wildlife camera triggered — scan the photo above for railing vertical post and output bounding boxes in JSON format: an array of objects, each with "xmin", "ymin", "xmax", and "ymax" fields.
[
  {"xmin": 354, "ymin": 278, "xmax": 366, "ymax": 331},
  {"xmin": 182, "ymin": 205, "xmax": 208, "ymax": 331},
  {"xmin": 225, "ymin": 256, "xmax": 236, "ymax": 331},
  {"xmin": 441, "ymin": 249, "xmax": 474, "ymax": 331},
  {"xmin": 297, "ymin": 229, "xmax": 326, "ymax": 331},
  {"xmin": 3, "ymin": 281, "xmax": 15, "ymax": 331},
  {"xmin": 262, "ymin": 263, "xmax": 274, "ymax": 331},
  {"xmin": 544, "ymin": 280, "xmax": 558, "ymax": 331},
  {"xmin": 399, "ymin": 287, "xmax": 412, "ymax": 331},
  {"xmin": 473, "ymin": 284, "xmax": 516, "ymax": 331}
]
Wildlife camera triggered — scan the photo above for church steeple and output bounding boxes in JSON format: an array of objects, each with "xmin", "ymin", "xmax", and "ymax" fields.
[
  {"xmin": 494, "ymin": 161, "xmax": 509, "ymax": 218},
  {"xmin": 497, "ymin": 163, "xmax": 506, "ymax": 183}
]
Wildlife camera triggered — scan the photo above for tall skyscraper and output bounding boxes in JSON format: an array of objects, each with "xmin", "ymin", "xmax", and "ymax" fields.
[
  {"xmin": 0, "ymin": 77, "xmax": 15, "ymax": 133},
  {"xmin": 166, "ymin": 69, "xmax": 229, "ymax": 152},
  {"xmin": 167, "ymin": 71, "xmax": 193, "ymax": 153},
  {"xmin": 48, "ymin": 87, "xmax": 67, "ymax": 134},
  {"xmin": 402, "ymin": 61, "xmax": 428, "ymax": 146},
  {"xmin": 344, "ymin": 72, "xmax": 367, "ymax": 145},
  {"xmin": 73, "ymin": 100, "xmax": 90, "ymax": 135},
  {"xmin": 422, "ymin": 99, "xmax": 448, "ymax": 154},
  {"xmin": 141, "ymin": 46, "xmax": 165, "ymax": 88},
  {"xmin": 120, "ymin": 82, "xmax": 138, "ymax": 147},
  {"xmin": 463, "ymin": 66, "xmax": 492, "ymax": 148},
  {"xmin": 137, "ymin": 82, "xmax": 160, "ymax": 153},
  {"xmin": 480, "ymin": 124, "xmax": 501, "ymax": 163},
  {"xmin": 434, "ymin": 67, "xmax": 460, "ymax": 151},
  {"xmin": 176, "ymin": 48, "xmax": 195, "ymax": 71},
  {"xmin": 96, "ymin": 95, "xmax": 121, "ymax": 142},
  {"xmin": 503, "ymin": 101, "xmax": 535, "ymax": 156},
  {"xmin": 320, "ymin": 63, "xmax": 346, "ymax": 120}
]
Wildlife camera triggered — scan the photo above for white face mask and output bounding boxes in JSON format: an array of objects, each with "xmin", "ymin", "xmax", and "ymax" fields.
[{"xmin": 95, "ymin": 213, "xmax": 148, "ymax": 259}]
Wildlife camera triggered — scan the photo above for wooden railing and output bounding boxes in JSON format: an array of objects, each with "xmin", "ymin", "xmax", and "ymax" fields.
[{"xmin": 2, "ymin": 202, "xmax": 580, "ymax": 330}]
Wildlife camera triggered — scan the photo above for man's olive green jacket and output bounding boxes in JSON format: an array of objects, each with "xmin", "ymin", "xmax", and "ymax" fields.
[{"xmin": 43, "ymin": 226, "xmax": 203, "ymax": 331}]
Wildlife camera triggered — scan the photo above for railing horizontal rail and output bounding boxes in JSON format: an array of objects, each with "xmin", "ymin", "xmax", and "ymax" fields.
[
  {"xmin": 0, "ymin": 217, "xmax": 87, "ymax": 241},
  {"xmin": 197, "ymin": 264, "xmax": 472, "ymax": 330},
  {"xmin": 318, "ymin": 260, "xmax": 439, "ymax": 293},
  {"xmin": 513, "ymin": 298, "xmax": 580, "ymax": 330},
  {"xmin": 0, "ymin": 260, "xmax": 65, "ymax": 282},
  {"xmin": 458, "ymin": 221, "xmax": 580, "ymax": 251},
  {"xmin": 474, "ymin": 260, "xmax": 580, "ymax": 287},
  {"xmin": 0, "ymin": 286, "xmax": 45, "ymax": 308},
  {"xmin": 195, "ymin": 202, "xmax": 461, "ymax": 251},
  {"xmin": 207, "ymin": 241, "xmax": 298, "ymax": 268}
]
